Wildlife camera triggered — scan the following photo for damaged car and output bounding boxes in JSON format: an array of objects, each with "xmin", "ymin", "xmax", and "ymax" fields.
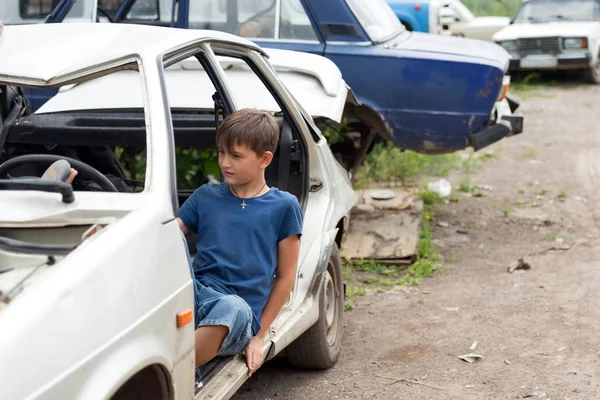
[
  {"xmin": 43, "ymin": 0, "xmax": 524, "ymax": 158},
  {"xmin": 0, "ymin": 22, "xmax": 354, "ymax": 400}
]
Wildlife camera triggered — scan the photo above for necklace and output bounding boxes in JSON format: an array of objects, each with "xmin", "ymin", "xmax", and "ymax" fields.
[{"xmin": 230, "ymin": 183, "xmax": 266, "ymax": 209}]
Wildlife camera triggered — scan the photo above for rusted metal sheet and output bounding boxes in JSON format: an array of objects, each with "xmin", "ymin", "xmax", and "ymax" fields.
[{"xmin": 341, "ymin": 188, "xmax": 422, "ymax": 264}]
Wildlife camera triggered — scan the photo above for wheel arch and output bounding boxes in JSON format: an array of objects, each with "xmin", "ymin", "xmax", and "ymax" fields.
[{"xmin": 109, "ymin": 364, "xmax": 172, "ymax": 400}]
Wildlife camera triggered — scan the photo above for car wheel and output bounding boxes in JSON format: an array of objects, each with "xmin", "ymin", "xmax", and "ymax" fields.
[
  {"xmin": 583, "ymin": 57, "xmax": 600, "ymax": 84},
  {"xmin": 286, "ymin": 243, "xmax": 343, "ymax": 369}
]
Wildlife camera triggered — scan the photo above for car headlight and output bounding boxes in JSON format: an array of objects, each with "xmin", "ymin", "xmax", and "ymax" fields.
[
  {"xmin": 499, "ymin": 40, "xmax": 517, "ymax": 51},
  {"xmin": 563, "ymin": 37, "xmax": 588, "ymax": 49}
]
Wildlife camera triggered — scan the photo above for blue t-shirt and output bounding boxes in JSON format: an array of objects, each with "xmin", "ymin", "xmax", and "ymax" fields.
[{"xmin": 178, "ymin": 183, "xmax": 303, "ymax": 335}]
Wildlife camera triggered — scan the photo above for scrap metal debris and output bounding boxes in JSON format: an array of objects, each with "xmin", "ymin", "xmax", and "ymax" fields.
[
  {"xmin": 458, "ymin": 353, "xmax": 483, "ymax": 363},
  {"xmin": 341, "ymin": 188, "xmax": 421, "ymax": 264},
  {"xmin": 508, "ymin": 258, "xmax": 531, "ymax": 273}
]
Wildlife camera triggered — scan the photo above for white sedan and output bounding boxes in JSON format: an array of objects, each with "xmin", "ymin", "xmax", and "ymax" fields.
[
  {"xmin": 0, "ymin": 23, "xmax": 355, "ymax": 400},
  {"xmin": 493, "ymin": 0, "xmax": 600, "ymax": 83}
]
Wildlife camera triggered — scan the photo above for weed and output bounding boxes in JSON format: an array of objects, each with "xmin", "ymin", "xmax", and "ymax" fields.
[
  {"xmin": 536, "ymin": 188, "xmax": 548, "ymax": 196},
  {"xmin": 400, "ymin": 259, "xmax": 440, "ymax": 286},
  {"xmin": 450, "ymin": 194, "xmax": 462, "ymax": 202},
  {"xmin": 502, "ymin": 207, "xmax": 513, "ymax": 217},
  {"xmin": 511, "ymin": 73, "xmax": 556, "ymax": 97},
  {"xmin": 532, "ymin": 201, "xmax": 541, "ymax": 208},
  {"xmin": 548, "ymin": 231, "xmax": 561, "ymax": 241},
  {"xmin": 421, "ymin": 189, "xmax": 444, "ymax": 206},
  {"xmin": 418, "ymin": 209, "xmax": 439, "ymax": 261},
  {"xmin": 472, "ymin": 191, "xmax": 485, "ymax": 198},
  {"xmin": 399, "ymin": 204, "xmax": 442, "ymax": 286},
  {"xmin": 344, "ymin": 300, "xmax": 358, "ymax": 311},
  {"xmin": 346, "ymin": 284, "xmax": 367, "ymax": 297},
  {"xmin": 459, "ymin": 179, "xmax": 474, "ymax": 193},
  {"xmin": 558, "ymin": 190, "xmax": 567, "ymax": 199},
  {"xmin": 584, "ymin": 102, "xmax": 593, "ymax": 108},
  {"xmin": 518, "ymin": 189, "xmax": 525, "ymax": 195},
  {"xmin": 353, "ymin": 142, "xmax": 459, "ymax": 187},
  {"xmin": 461, "ymin": 152, "xmax": 482, "ymax": 174},
  {"xmin": 378, "ymin": 278, "xmax": 397, "ymax": 287},
  {"xmin": 353, "ymin": 259, "xmax": 389, "ymax": 274},
  {"xmin": 362, "ymin": 275, "xmax": 378, "ymax": 284}
]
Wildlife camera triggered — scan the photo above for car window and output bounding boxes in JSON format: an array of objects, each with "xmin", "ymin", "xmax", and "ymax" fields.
[
  {"xmin": 346, "ymin": 0, "xmax": 404, "ymax": 42},
  {"xmin": 218, "ymin": 56, "xmax": 282, "ymax": 112},
  {"xmin": 514, "ymin": 0, "xmax": 600, "ymax": 23},
  {"xmin": 188, "ymin": 0, "xmax": 276, "ymax": 38},
  {"xmin": 280, "ymin": 0, "xmax": 318, "ymax": 41},
  {"xmin": 5, "ymin": 70, "xmax": 149, "ymax": 194},
  {"xmin": 19, "ymin": 0, "xmax": 61, "ymax": 19}
]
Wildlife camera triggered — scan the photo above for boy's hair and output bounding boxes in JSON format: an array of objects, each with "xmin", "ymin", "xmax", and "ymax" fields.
[{"xmin": 216, "ymin": 108, "xmax": 280, "ymax": 155}]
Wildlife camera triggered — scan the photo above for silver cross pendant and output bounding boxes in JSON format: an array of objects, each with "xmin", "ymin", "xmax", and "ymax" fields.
[{"xmin": 241, "ymin": 200, "xmax": 247, "ymax": 209}]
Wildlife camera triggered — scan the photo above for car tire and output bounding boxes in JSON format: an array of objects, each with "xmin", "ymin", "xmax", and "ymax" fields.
[
  {"xmin": 286, "ymin": 243, "xmax": 344, "ymax": 369},
  {"xmin": 582, "ymin": 57, "xmax": 600, "ymax": 84}
]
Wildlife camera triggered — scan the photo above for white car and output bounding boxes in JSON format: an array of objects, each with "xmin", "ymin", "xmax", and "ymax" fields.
[
  {"xmin": 0, "ymin": 23, "xmax": 357, "ymax": 400},
  {"xmin": 435, "ymin": 0, "xmax": 511, "ymax": 41},
  {"xmin": 493, "ymin": 0, "xmax": 600, "ymax": 83}
]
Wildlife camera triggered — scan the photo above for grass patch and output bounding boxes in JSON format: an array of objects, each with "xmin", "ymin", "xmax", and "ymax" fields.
[
  {"xmin": 353, "ymin": 142, "xmax": 459, "ymax": 188},
  {"xmin": 346, "ymin": 284, "xmax": 367, "ymax": 297},
  {"xmin": 511, "ymin": 73, "xmax": 556, "ymax": 97},
  {"xmin": 398, "ymin": 203, "xmax": 442, "ymax": 286},
  {"xmin": 399, "ymin": 259, "xmax": 440, "ymax": 286},
  {"xmin": 421, "ymin": 189, "xmax": 444, "ymax": 206},
  {"xmin": 502, "ymin": 207, "xmax": 513, "ymax": 217},
  {"xmin": 558, "ymin": 190, "xmax": 567, "ymax": 199},
  {"xmin": 344, "ymin": 299, "xmax": 358, "ymax": 311},
  {"xmin": 459, "ymin": 179, "xmax": 475, "ymax": 193}
]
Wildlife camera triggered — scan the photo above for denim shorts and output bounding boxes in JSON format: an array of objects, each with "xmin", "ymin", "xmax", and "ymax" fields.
[{"xmin": 182, "ymin": 233, "xmax": 253, "ymax": 356}]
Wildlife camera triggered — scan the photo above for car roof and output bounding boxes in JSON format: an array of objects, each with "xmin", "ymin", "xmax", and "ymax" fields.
[{"xmin": 0, "ymin": 23, "xmax": 263, "ymax": 87}]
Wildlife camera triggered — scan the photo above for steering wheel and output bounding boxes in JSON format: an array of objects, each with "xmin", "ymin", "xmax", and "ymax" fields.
[{"xmin": 0, "ymin": 154, "xmax": 118, "ymax": 192}]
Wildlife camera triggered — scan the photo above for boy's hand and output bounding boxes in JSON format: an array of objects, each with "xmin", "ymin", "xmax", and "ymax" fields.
[
  {"xmin": 65, "ymin": 168, "xmax": 78, "ymax": 184},
  {"xmin": 244, "ymin": 336, "xmax": 263, "ymax": 376}
]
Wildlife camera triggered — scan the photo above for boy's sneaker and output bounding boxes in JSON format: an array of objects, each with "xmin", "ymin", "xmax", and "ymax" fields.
[{"xmin": 195, "ymin": 367, "xmax": 203, "ymax": 391}]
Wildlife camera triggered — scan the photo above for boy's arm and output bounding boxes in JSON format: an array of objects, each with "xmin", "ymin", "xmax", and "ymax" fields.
[
  {"xmin": 176, "ymin": 217, "xmax": 190, "ymax": 235},
  {"xmin": 244, "ymin": 234, "xmax": 300, "ymax": 375}
]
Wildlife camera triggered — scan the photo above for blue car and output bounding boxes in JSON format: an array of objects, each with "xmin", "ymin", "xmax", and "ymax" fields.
[{"xmin": 41, "ymin": 0, "xmax": 523, "ymax": 156}]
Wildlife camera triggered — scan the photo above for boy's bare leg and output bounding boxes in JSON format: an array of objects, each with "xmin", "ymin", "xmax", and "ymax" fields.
[{"xmin": 194, "ymin": 325, "xmax": 229, "ymax": 367}]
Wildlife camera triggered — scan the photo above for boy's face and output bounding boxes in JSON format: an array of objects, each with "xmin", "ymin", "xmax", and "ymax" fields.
[{"xmin": 218, "ymin": 142, "xmax": 273, "ymax": 186}]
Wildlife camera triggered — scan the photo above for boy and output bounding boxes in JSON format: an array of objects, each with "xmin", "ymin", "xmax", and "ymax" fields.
[{"xmin": 176, "ymin": 109, "xmax": 302, "ymax": 387}]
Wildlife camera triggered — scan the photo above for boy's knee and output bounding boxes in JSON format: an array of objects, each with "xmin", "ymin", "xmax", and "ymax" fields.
[{"xmin": 219, "ymin": 295, "xmax": 251, "ymax": 323}]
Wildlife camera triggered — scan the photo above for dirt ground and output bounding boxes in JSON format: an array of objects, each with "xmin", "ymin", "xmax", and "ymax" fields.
[{"xmin": 233, "ymin": 82, "xmax": 600, "ymax": 400}]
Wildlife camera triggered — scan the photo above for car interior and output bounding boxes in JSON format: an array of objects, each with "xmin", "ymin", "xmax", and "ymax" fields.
[{"xmin": 0, "ymin": 86, "xmax": 306, "ymax": 207}]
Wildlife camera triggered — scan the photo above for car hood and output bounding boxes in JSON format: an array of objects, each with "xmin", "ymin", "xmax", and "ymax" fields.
[
  {"xmin": 493, "ymin": 21, "xmax": 600, "ymax": 41},
  {"xmin": 472, "ymin": 16, "xmax": 511, "ymax": 27},
  {"xmin": 388, "ymin": 31, "xmax": 509, "ymax": 69}
]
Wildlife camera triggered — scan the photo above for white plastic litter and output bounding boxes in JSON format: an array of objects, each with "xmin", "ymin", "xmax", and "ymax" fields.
[{"xmin": 427, "ymin": 179, "xmax": 452, "ymax": 198}]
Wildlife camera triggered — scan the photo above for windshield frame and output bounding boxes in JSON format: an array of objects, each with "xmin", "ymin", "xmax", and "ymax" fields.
[
  {"xmin": 345, "ymin": 0, "xmax": 405, "ymax": 43},
  {"xmin": 513, "ymin": 0, "xmax": 600, "ymax": 23}
]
